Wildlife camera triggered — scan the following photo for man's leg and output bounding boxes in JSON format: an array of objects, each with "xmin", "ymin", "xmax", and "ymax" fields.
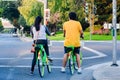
[
  {"xmin": 62, "ymin": 54, "xmax": 68, "ymax": 67},
  {"xmin": 76, "ymin": 54, "xmax": 82, "ymax": 74},
  {"xmin": 74, "ymin": 47, "xmax": 82, "ymax": 74},
  {"xmin": 61, "ymin": 53, "xmax": 68, "ymax": 72},
  {"xmin": 76, "ymin": 54, "xmax": 80, "ymax": 68}
]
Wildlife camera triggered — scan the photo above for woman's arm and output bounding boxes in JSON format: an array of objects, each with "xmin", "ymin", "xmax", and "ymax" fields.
[{"xmin": 45, "ymin": 26, "xmax": 51, "ymax": 36}]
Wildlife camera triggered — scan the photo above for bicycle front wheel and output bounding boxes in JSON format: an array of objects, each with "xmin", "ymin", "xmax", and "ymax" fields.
[
  {"xmin": 69, "ymin": 58, "xmax": 75, "ymax": 75},
  {"xmin": 38, "ymin": 59, "xmax": 45, "ymax": 77}
]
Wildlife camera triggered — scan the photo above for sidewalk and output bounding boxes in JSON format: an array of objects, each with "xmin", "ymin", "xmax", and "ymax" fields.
[
  {"xmin": 93, "ymin": 62, "xmax": 120, "ymax": 80},
  {"xmin": 19, "ymin": 36, "xmax": 33, "ymax": 42},
  {"xmin": 70, "ymin": 61, "xmax": 120, "ymax": 80}
]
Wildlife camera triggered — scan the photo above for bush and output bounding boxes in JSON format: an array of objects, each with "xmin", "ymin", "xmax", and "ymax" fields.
[
  {"xmin": 85, "ymin": 25, "xmax": 102, "ymax": 32},
  {"xmin": 0, "ymin": 20, "xmax": 3, "ymax": 32},
  {"xmin": 117, "ymin": 29, "xmax": 120, "ymax": 35},
  {"xmin": 94, "ymin": 25, "xmax": 103, "ymax": 30}
]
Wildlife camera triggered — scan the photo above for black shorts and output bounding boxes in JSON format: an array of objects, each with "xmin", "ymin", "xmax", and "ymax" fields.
[{"xmin": 64, "ymin": 46, "xmax": 80, "ymax": 54}]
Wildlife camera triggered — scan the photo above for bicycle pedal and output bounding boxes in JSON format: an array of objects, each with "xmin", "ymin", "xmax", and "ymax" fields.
[{"xmin": 48, "ymin": 58, "xmax": 53, "ymax": 62}]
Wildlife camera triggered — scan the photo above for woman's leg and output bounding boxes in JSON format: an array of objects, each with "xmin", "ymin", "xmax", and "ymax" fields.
[
  {"xmin": 44, "ymin": 43, "xmax": 49, "ymax": 56},
  {"xmin": 31, "ymin": 50, "xmax": 38, "ymax": 72}
]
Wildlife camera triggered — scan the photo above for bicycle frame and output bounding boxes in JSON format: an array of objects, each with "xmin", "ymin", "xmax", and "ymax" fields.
[
  {"xmin": 66, "ymin": 46, "xmax": 76, "ymax": 74},
  {"xmin": 67, "ymin": 46, "xmax": 82, "ymax": 74},
  {"xmin": 37, "ymin": 44, "xmax": 47, "ymax": 63},
  {"xmin": 67, "ymin": 46, "xmax": 76, "ymax": 62},
  {"xmin": 35, "ymin": 44, "xmax": 51, "ymax": 77}
]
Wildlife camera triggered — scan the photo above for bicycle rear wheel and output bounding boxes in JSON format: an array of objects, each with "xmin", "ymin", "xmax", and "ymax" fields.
[
  {"xmin": 46, "ymin": 58, "xmax": 52, "ymax": 73},
  {"xmin": 47, "ymin": 64, "xmax": 51, "ymax": 73},
  {"xmin": 69, "ymin": 58, "xmax": 75, "ymax": 75},
  {"xmin": 38, "ymin": 59, "xmax": 45, "ymax": 77}
]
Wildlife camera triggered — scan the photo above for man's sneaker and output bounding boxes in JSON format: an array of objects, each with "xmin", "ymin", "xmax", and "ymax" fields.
[
  {"xmin": 77, "ymin": 68, "xmax": 82, "ymax": 74},
  {"xmin": 61, "ymin": 67, "xmax": 65, "ymax": 73},
  {"xmin": 75, "ymin": 66, "xmax": 78, "ymax": 70}
]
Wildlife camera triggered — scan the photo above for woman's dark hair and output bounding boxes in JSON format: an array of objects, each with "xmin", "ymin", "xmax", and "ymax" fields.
[
  {"xmin": 69, "ymin": 12, "xmax": 77, "ymax": 20},
  {"xmin": 34, "ymin": 16, "xmax": 42, "ymax": 31}
]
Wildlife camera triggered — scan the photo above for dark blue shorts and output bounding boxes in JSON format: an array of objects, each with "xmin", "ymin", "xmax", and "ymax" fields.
[{"xmin": 64, "ymin": 46, "xmax": 80, "ymax": 54}]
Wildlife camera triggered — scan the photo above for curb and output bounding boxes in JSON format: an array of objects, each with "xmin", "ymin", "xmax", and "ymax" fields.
[
  {"xmin": 70, "ymin": 61, "xmax": 120, "ymax": 80},
  {"xmin": 93, "ymin": 65, "xmax": 120, "ymax": 80}
]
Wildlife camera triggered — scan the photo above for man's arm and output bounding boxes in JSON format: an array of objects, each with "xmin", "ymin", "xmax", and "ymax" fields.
[
  {"xmin": 80, "ymin": 30, "xmax": 84, "ymax": 39},
  {"xmin": 63, "ymin": 30, "xmax": 66, "ymax": 37}
]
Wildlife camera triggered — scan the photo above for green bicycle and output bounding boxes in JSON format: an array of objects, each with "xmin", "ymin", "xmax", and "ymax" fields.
[
  {"xmin": 66, "ymin": 46, "xmax": 82, "ymax": 75},
  {"xmin": 35, "ymin": 44, "xmax": 51, "ymax": 77}
]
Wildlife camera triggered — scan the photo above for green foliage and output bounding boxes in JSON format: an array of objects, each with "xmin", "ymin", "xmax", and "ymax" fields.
[
  {"xmin": 18, "ymin": 0, "xmax": 43, "ymax": 25},
  {"xmin": 48, "ymin": 0, "xmax": 89, "ymax": 32},
  {"xmin": 80, "ymin": 18, "xmax": 89, "ymax": 31},
  {"xmin": 2, "ymin": 7, "xmax": 20, "ymax": 22},
  {"xmin": 0, "ymin": 8, "xmax": 3, "ymax": 17},
  {"xmin": 49, "ymin": 30, "xmax": 64, "ymax": 40},
  {"xmin": 18, "ymin": 15, "xmax": 26, "ymax": 27},
  {"xmin": 94, "ymin": 0, "xmax": 120, "ymax": 24},
  {"xmin": 0, "ymin": 1, "xmax": 21, "ymax": 28},
  {"xmin": 29, "ymin": 2, "xmax": 43, "ymax": 18},
  {"xmin": 0, "ymin": 20, "xmax": 3, "ymax": 30},
  {"xmin": 49, "ymin": 31, "xmax": 120, "ymax": 40},
  {"xmin": 94, "ymin": 25, "xmax": 103, "ymax": 31}
]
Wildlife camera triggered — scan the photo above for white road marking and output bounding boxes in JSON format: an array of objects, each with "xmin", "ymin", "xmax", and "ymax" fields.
[
  {"xmin": 83, "ymin": 46, "xmax": 107, "ymax": 59},
  {"xmin": 0, "ymin": 65, "xmax": 62, "ymax": 69},
  {"xmin": 0, "ymin": 46, "xmax": 107, "ymax": 60},
  {"xmin": 0, "ymin": 46, "xmax": 107, "ymax": 68}
]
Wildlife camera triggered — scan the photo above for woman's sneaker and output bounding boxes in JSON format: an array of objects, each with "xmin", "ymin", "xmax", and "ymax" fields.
[
  {"xmin": 77, "ymin": 68, "xmax": 82, "ymax": 74},
  {"xmin": 61, "ymin": 67, "xmax": 65, "ymax": 73}
]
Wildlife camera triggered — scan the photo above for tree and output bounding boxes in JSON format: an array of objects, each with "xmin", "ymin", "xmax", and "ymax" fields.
[
  {"xmin": 0, "ymin": 0, "xmax": 21, "ymax": 28},
  {"xmin": 18, "ymin": 0, "xmax": 43, "ymax": 25},
  {"xmin": 48, "ymin": 0, "xmax": 87, "ymax": 30},
  {"xmin": 2, "ymin": 7, "xmax": 20, "ymax": 22},
  {"xmin": 18, "ymin": 15, "xmax": 26, "ymax": 27},
  {"xmin": 0, "ymin": 20, "xmax": 3, "ymax": 31},
  {"xmin": 94, "ymin": 0, "xmax": 120, "ymax": 24}
]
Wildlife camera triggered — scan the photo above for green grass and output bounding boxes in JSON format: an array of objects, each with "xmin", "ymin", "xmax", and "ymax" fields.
[
  {"xmin": 49, "ymin": 31, "xmax": 64, "ymax": 40},
  {"xmin": 49, "ymin": 31, "xmax": 120, "ymax": 41}
]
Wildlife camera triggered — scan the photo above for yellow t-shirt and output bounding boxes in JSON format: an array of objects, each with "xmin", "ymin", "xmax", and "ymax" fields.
[{"xmin": 63, "ymin": 20, "xmax": 82, "ymax": 47}]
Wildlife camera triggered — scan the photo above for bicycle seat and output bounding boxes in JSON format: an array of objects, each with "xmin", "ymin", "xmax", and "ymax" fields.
[{"xmin": 66, "ymin": 46, "xmax": 74, "ymax": 53}]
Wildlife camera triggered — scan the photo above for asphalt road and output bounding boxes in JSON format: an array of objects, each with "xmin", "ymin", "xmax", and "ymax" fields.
[{"xmin": 0, "ymin": 33, "xmax": 120, "ymax": 80}]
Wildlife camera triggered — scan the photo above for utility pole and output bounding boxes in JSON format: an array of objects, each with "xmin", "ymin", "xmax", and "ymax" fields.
[
  {"xmin": 89, "ymin": 3, "xmax": 92, "ymax": 40},
  {"xmin": 44, "ymin": 0, "xmax": 47, "ymax": 25},
  {"xmin": 37, "ymin": 0, "xmax": 47, "ymax": 25},
  {"xmin": 111, "ymin": 0, "xmax": 118, "ymax": 66},
  {"xmin": 89, "ymin": 0, "xmax": 94, "ymax": 40}
]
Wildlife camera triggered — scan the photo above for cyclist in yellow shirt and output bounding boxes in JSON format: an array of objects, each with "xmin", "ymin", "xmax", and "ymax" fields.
[{"xmin": 61, "ymin": 12, "xmax": 84, "ymax": 74}]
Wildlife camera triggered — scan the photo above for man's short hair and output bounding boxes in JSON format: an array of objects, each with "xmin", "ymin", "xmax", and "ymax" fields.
[{"xmin": 69, "ymin": 12, "xmax": 77, "ymax": 20}]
